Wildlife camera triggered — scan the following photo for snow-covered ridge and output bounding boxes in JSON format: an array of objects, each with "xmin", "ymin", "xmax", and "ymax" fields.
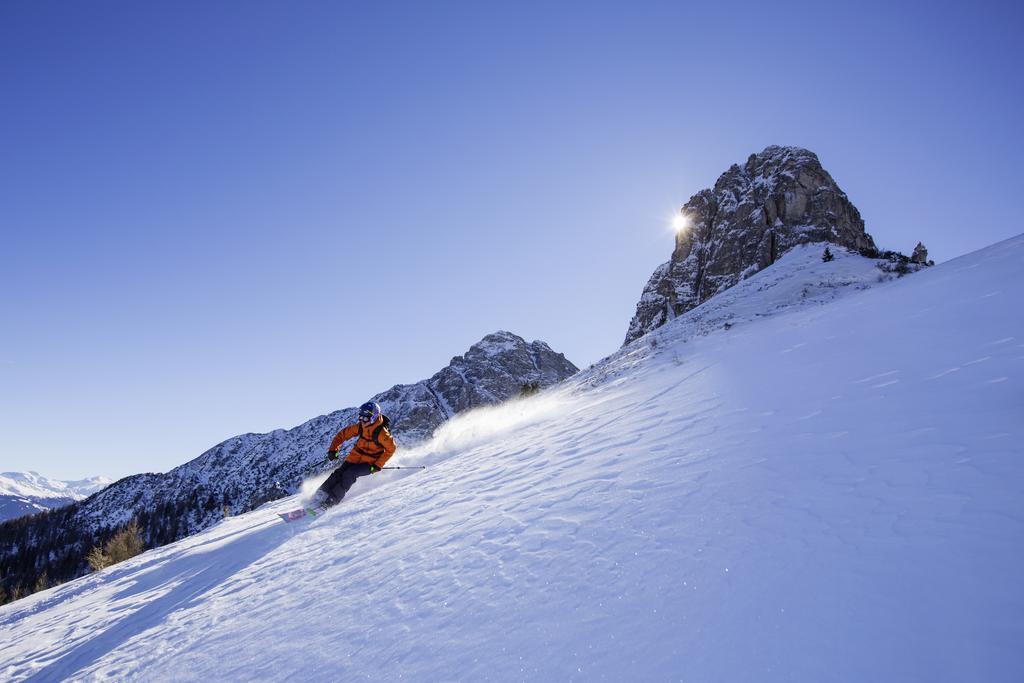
[
  {"xmin": 0, "ymin": 472, "xmax": 112, "ymax": 522},
  {"xmin": 587, "ymin": 242, "xmax": 894, "ymax": 386},
  {"xmin": 3, "ymin": 233, "xmax": 1020, "ymax": 681},
  {"xmin": 0, "ymin": 472, "xmax": 111, "ymax": 501},
  {"xmin": 641, "ymin": 242, "xmax": 888, "ymax": 344}
]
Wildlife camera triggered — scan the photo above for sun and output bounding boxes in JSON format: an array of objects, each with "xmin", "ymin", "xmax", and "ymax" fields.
[{"xmin": 673, "ymin": 214, "xmax": 691, "ymax": 233}]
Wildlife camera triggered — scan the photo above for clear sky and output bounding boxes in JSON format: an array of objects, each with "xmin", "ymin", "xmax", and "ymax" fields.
[{"xmin": 3, "ymin": 0, "xmax": 1022, "ymax": 480}]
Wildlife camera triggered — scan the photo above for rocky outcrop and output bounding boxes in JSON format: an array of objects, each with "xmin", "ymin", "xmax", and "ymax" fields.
[
  {"xmin": 625, "ymin": 146, "xmax": 878, "ymax": 344},
  {"xmin": 366, "ymin": 331, "xmax": 578, "ymax": 441},
  {"xmin": 911, "ymin": 242, "xmax": 930, "ymax": 265},
  {"xmin": 1, "ymin": 332, "xmax": 577, "ymax": 598}
]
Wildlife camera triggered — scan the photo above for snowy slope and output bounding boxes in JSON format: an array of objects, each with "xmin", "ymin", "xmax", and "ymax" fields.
[
  {"xmin": 2, "ymin": 237, "xmax": 1022, "ymax": 681},
  {"xmin": 0, "ymin": 472, "xmax": 112, "ymax": 522}
]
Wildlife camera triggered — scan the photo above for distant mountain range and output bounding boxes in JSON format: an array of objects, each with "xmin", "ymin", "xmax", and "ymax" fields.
[{"xmin": 0, "ymin": 472, "xmax": 112, "ymax": 522}]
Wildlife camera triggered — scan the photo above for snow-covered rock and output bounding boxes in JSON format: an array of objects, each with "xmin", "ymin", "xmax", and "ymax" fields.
[
  {"xmin": 3, "ymin": 234, "xmax": 1020, "ymax": 681},
  {"xmin": 625, "ymin": 145, "xmax": 879, "ymax": 344}
]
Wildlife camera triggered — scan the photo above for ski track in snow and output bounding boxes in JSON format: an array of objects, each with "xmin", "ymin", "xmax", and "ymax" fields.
[{"xmin": 2, "ymin": 238, "xmax": 1024, "ymax": 681}]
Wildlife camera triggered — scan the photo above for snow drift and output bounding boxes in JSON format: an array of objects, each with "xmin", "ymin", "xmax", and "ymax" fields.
[{"xmin": 2, "ymin": 238, "xmax": 1022, "ymax": 681}]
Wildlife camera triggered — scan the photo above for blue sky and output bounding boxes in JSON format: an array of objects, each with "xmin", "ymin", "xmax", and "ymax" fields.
[{"xmin": 3, "ymin": 0, "xmax": 1022, "ymax": 480}]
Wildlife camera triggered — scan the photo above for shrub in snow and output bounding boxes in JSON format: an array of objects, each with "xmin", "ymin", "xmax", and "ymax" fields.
[
  {"xmin": 872, "ymin": 249, "xmax": 927, "ymax": 278},
  {"xmin": 87, "ymin": 519, "xmax": 145, "ymax": 571},
  {"xmin": 518, "ymin": 381, "xmax": 541, "ymax": 398}
]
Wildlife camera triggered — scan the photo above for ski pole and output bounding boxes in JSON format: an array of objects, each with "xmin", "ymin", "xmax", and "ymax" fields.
[{"xmin": 320, "ymin": 457, "xmax": 424, "ymax": 470}]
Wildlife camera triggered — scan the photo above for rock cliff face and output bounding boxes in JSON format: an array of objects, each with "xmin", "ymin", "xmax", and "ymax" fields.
[
  {"xmin": 0, "ymin": 332, "xmax": 577, "ymax": 597},
  {"xmin": 625, "ymin": 146, "xmax": 877, "ymax": 344}
]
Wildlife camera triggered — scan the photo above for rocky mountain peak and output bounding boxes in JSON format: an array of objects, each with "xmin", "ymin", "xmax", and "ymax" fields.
[
  {"xmin": 465, "ymin": 330, "xmax": 533, "ymax": 359},
  {"xmin": 626, "ymin": 146, "xmax": 878, "ymax": 345},
  {"xmin": 426, "ymin": 331, "xmax": 577, "ymax": 422}
]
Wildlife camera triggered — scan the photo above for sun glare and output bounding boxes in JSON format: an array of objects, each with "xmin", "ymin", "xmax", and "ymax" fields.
[{"xmin": 673, "ymin": 214, "xmax": 691, "ymax": 233}]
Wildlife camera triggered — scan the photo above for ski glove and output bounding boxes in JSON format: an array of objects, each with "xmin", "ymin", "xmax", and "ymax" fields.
[
  {"xmin": 327, "ymin": 450, "xmax": 339, "ymax": 461},
  {"xmin": 368, "ymin": 465, "xmax": 379, "ymax": 473}
]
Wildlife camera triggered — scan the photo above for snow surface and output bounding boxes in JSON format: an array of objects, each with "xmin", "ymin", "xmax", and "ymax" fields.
[{"xmin": 2, "ymin": 236, "xmax": 1023, "ymax": 681}]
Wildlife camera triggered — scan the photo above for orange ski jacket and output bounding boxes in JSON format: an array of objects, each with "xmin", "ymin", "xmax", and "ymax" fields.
[{"xmin": 328, "ymin": 415, "xmax": 396, "ymax": 468}]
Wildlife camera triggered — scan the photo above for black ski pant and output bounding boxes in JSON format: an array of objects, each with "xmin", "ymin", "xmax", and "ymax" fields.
[{"xmin": 318, "ymin": 462, "xmax": 373, "ymax": 506}]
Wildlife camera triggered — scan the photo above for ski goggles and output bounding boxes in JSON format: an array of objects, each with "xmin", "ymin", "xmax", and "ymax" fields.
[{"xmin": 358, "ymin": 409, "xmax": 374, "ymax": 422}]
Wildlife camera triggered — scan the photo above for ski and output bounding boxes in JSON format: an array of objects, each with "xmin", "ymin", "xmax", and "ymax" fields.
[{"xmin": 278, "ymin": 506, "xmax": 325, "ymax": 523}]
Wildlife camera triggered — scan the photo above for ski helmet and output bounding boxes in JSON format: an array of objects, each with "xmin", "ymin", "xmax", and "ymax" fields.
[{"xmin": 358, "ymin": 401, "xmax": 381, "ymax": 423}]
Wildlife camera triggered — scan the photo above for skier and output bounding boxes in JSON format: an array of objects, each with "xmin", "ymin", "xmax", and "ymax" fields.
[{"xmin": 314, "ymin": 401, "xmax": 396, "ymax": 507}]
